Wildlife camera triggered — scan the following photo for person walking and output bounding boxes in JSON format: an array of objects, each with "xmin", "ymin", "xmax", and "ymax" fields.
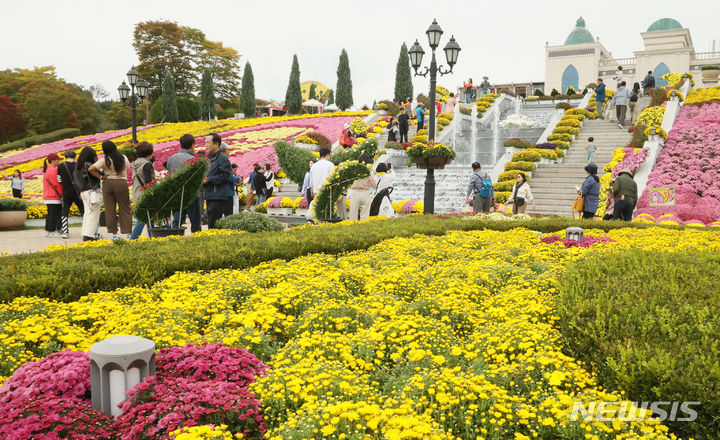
[
  {"xmin": 252, "ymin": 165, "xmax": 268, "ymax": 206},
  {"xmin": 387, "ymin": 117, "xmax": 400, "ymax": 142},
  {"xmin": 480, "ymin": 76, "xmax": 491, "ymax": 97},
  {"xmin": 230, "ymin": 164, "xmax": 241, "ymax": 215},
  {"xmin": 629, "ymin": 82, "xmax": 641, "ymax": 123},
  {"xmin": 244, "ymin": 162, "xmax": 260, "ymax": 211},
  {"xmin": 129, "ymin": 141, "xmax": 156, "ymax": 239},
  {"xmin": 88, "ymin": 140, "xmax": 131, "ymax": 239},
  {"xmin": 74, "ymin": 147, "xmax": 103, "ymax": 241},
  {"xmin": 611, "ymin": 81, "xmax": 633, "ymax": 128},
  {"xmin": 602, "ymin": 179, "xmax": 616, "ymax": 220},
  {"xmin": 465, "ymin": 162, "xmax": 494, "ymax": 214},
  {"xmin": 309, "ymin": 147, "xmax": 335, "ymax": 218},
  {"xmin": 263, "ymin": 163, "xmax": 275, "ymax": 199},
  {"xmin": 348, "ymin": 154, "xmax": 376, "ymax": 221},
  {"xmin": 613, "ymin": 65, "xmax": 624, "ymax": 88},
  {"xmin": 370, "ymin": 163, "xmax": 396, "ymax": 217},
  {"xmin": 42, "ymin": 153, "xmax": 63, "ymax": 237},
  {"xmin": 301, "ymin": 160, "xmax": 316, "ymax": 202},
  {"xmin": 398, "ymin": 112, "xmax": 410, "ymax": 143},
  {"xmin": 203, "ymin": 133, "xmax": 233, "ymax": 229},
  {"xmin": 57, "ymin": 151, "xmax": 85, "ymax": 238},
  {"xmin": 642, "ymin": 71, "xmax": 655, "ymax": 96},
  {"xmin": 9, "ymin": 170, "xmax": 24, "ymax": 199},
  {"xmin": 445, "ymin": 93, "xmax": 457, "ymax": 113},
  {"xmin": 577, "ymin": 163, "xmax": 601, "ymax": 219},
  {"xmin": 613, "ymin": 168, "xmax": 638, "ymax": 221},
  {"xmin": 415, "ymin": 103, "xmax": 426, "ymax": 132},
  {"xmin": 464, "ymin": 79, "xmax": 473, "ymax": 103},
  {"xmin": 595, "ymin": 79, "xmax": 606, "ymax": 118},
  {"xmin": 501, "ymin": 173, "xmax": 536, "ymax": 214},
  {"xmin": 435, "ymin": 99, "xmax": 442, "ymax": 116},
  {"xmin": 168, "ymin": 134, "xmax": 202, "ymax": 233},
  {"xmin": 585, "ymin": 137, "xmax": 596, "ymax": 163}
]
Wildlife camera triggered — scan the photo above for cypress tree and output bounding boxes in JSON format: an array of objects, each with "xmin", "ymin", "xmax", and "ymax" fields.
[
  {"xmin": 240, "ymin": 61, "xmax": 256, "ymax": 117},
  {"xmin": 327, "ymin": 89, "xmax": 334, "ymax": 105},
  {"xmin": 394, "ymin": 43, "xmax": 413, "ymax": 103},
  {"xmin": 308, "ymin": 83, "xmax": 317, "ymax": 100},
  {"xmin": 162, "ymin": 73, "xmax": 179, "ymax": 123},
  {"xmin": 285, "ymin": 55, "xmax": 302, "ymax": 115},
  {"xmin": 335, "ymin": 49, "xmax": 353, "ymax": 111},
  {"xmin": 199, "ymin": 69, "xmax": 216, "ymax": 120}
]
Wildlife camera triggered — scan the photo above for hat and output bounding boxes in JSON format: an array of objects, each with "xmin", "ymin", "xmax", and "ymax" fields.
[
  {"xmin": 619, "ymin": 168, "xmax": 633, "ymax": 176},
  {"xmin": 47, "ymin": 153, "xmax": 61, "ymax": 161},
  {"xmin": 343, "ymin": 123, "xmax": 350, "ymax": 129},
  {"xmin": 584, "ymin": 163, "xmax": 598, "ymax": 174}
]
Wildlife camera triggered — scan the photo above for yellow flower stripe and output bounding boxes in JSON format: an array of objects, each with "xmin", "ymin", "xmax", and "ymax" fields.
[{"xmin": 1, "ymin": 227, "xmax": 716, "ymax": 437}]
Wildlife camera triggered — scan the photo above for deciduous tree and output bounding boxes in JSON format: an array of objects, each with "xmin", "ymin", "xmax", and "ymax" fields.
[
  {"xmin": 182, "ymin": 26, "xmax": 241, "ymax": 101},
  {"xmin": 0, "ymin": 95, "xmax": 26, "ymax": 142},
  {"xmin": 133, "ymin": 21, "xmax": 194, "ymax": 99}
]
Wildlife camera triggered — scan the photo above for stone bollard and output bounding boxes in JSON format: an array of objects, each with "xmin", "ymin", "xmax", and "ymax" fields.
[
  {"xmin": 566, "ymin": 226, "xmax": 584, "ymax": 242},
  {"xmin": 90, "ymin": 335, "xmax": 156, "ymax": 417}
]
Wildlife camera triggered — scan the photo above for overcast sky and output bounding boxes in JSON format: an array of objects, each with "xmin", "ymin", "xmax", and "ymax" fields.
[{"xmin": 2, "ymin": 0, "xmax": 718, "ymax": 106}]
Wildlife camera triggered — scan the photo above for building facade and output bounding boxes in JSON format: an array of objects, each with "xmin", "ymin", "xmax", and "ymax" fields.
[{"xmin": 545, "ymin": 17, "xmax": 720, "ymax": 93}]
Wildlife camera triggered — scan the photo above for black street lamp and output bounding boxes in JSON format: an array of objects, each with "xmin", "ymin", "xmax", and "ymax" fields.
[
  {"xmin": 409, "ymin": 19, "xmax": 461, "ymax": 214},
  {"xmin": 117, "ymin": 67, "xmax": 148, "ymax": 144}
]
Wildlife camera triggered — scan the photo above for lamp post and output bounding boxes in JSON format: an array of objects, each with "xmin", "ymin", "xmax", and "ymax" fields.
[
  {"xmin": 408, "ymin": 19, "xmax": 461, "ymax": 214},
  {"xmin": 118, "ymin": 67, "xmax": 148, "ymax": 144}
]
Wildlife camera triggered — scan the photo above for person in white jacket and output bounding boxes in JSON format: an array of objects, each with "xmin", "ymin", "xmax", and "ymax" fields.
[
  {"xmin": 501, "ymin": 172, "xmax": 536, "ymax": 214},
  {"xmin": 372, "ymin": 163, "xmax": 396, "ymax": 217},
  {"xmin": 611, "ymin": 81, "xmax": 633, "ymax": 128}
]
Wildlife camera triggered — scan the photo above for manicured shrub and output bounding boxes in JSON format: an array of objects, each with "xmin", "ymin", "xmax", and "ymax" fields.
[
  {"xmin": 216, "ymin": 212, "xmax": 284, "ymax": 233},
  {"xmin": 511, "ymin": 150, "xmax": 542, "ymax": 162},
  {"xmin": 503, "ymin": 138, "xmax": 534, "ymax": 149},
  {"xmin": 556, "ymin": 119, "xmax": 581, "ymax": 128},
  {"xmin": 524, "ymin": 96, "xmax": 539, "ymax": 102},
  {"xmin": 410, "ymin": 135, "xmax": 427, "ymax": 144},
  {"xmin": 274, "ymin": 140, "xmax": 316, "ymax": 185},
  {"xmin": 556, "ymin": 102, "xmax": 573, "ymax": 110},
  {"xmin": 0, "ymin": 198, "xmax": 27, "ymax": 211},
  {"xmin": 552, "ymin": 126, "xmax": 580, "ymax": 135},
  {"xmin": 493, "ymin": 180, "xmax": 515, "ymax": 192},
  {"xmin": 498, "ymin": 170, "xmax": 531, "ymax": 182},
  {"xmin": 330, "ymin": 137, "xmax": 378, "ymax": 165},
  {"xmin": 557, "ymin": 249, "xmax": 720, "ymax": 439},
  {"xmin": 0, "ymin": 128, "xmax": 81, "ymax": 153},
  {"xmin": 504, "ymin": 161, "xmax": 536, "ymax": 172},
  {"xmin": 385, "ymin": 141, "xmax": 405, "ymax": 150},
  {"xmin": 547, "ymin": 133, "xmax": 573, "ymax": 142},
  {"xmin": 459, "ymin": 107, "xmax": 471, "ymax": 115},
  {"xmin": 494, "ymin": 191, "xmax": 510, "ymax": 203}
]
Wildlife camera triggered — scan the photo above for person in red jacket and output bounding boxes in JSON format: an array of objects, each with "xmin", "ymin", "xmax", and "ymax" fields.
[
  {"xmin": 435, "ymin": 100, "xmax": 442, "ymax": 115},
  {"xmin": 43, "ymin": 152, "xmax": 63, "ymax": 237}
]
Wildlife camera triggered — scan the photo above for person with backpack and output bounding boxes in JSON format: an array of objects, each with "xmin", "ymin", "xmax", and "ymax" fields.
[
  {"xmin": 370, "ymin": 163, "xmax": 395, "ymax": 217},
  {"xmin": 629, "ymin": 82, "xmax": 641, "ymax": 123},
  {"xmin": 642, "ymin": 71, "xmax": 655, "ymax": 96},
  {"xmin": 74, "ymin": 146, "xmax": 103, "ymax": 241},
  {"xmin": 501, "ymin": 172, "xmax": 536, "ymax": 214},
  {"xmin": 129, "ymin": 142, "xmax": 156, "ymax": 239},
  {"xmin": 42, "ymin": 153, "xmax": 63, "ymax": 237},
  {"xmin": 465, "ymin": 162, "xmax": 494, "ymax": 214},
  {"xmin": 57, "ymin": 150, "xmax": 85, "ymax": 238}
]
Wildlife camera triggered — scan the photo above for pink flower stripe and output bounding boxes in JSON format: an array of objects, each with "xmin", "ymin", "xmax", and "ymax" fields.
[
  {"xmin": 635, "ymin": 103, "xmax": 720, "ymax": 225},
  {"xmin": 541, "ymin": 235, "xmax": 615, "ymax": 248}
]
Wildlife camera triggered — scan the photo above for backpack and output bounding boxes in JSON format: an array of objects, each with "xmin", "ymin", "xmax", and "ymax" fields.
[
  {"xmin": 477, "ymin": 174, "xmax": 494, "ymax": 198},
  {"xmin": 630, "ymin": 91, "xmax": 639, "ymax": 102}
]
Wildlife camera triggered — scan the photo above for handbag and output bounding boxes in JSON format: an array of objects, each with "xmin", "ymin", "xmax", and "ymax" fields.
[
  {"xmin": 89, "ymin": 189, "xmax": 103, "ymax": 204},
  {"xmin": 572, "ymin": 195, "xmax": 584, "ymax": 212},
  {"xmin": 515, "ymin": 197, "xmax": 525, "ymax": 207}
]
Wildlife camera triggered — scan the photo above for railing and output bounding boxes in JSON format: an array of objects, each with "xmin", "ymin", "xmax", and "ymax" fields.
[
  {"xmin": 694, "ymin": 51, "xmax": 720, "ymax": 61},
  {"xmin": 599, "ymin": 57, "xmax": 636, "ymax": 68}
]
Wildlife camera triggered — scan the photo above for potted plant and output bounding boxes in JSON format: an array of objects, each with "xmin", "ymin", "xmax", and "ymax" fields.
[
  {"xmin": 295, "ymin": 197, "xmax": 310, "ymax": 217},
  {"xmin": 0, "ymin": 197, "xmax": 28, "ymax": 229},
  {"xmin": 377, "ymin": 102, "xmax": 388, "ymax": 115},
  {"xmin": 294, "ymin": 135, "xmax": 318, "ymax": 151},
  {"xmin": 701, "ymin": 65, "xmax": 720, "ymax": 79},
  {"xmin": 133, "ymin": 157, "xmax": 209, "ymax": 237},
  {"xmin": 266, "ymin": 196, "xmax": 295, "ymax": 216},
  {"xmin": 406, "ymin": 141, "xmax": 456, "ymax": 170}
]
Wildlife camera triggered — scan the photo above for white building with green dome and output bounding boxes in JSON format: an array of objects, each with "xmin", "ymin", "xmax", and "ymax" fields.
[{"xmin": 544, "ymin": 17, "xmax": 720, "ymax": 93}]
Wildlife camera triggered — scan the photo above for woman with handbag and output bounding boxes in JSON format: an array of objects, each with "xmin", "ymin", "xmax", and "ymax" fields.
[
  {"xmin": 75, "ymin": 147, "xmax": 103, "ymax": 241},
  {"xmin": 501, "ymin": 172, "xmax": 536, "ymax": 214},
  {"xmin": 89, "ymin": 140, "xmax": 132, "ymax": 239},
  {"xmin": 576, "ymin": 163, "xmax": 601, "ymax": 219},
  {"xmin": 42, "ymin": 153, "xmax": 63, "ymax": 237}
]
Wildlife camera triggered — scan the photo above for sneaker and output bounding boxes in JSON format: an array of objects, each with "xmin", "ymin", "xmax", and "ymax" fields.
[
  {"xmin": 62, "ymin": 232, "xmax": 69, "ymax": 239},
  {"xmin": 45, "ymin": 231, "xmax": 51, "ymax": 237},
  {"xmin": 48, "ymin": 231, "xmax": 62, "ymax": 238},
  {"xmin": 618, "ymin": 124, "xmax": 623, "ymax": 129},
  {"xmin": 94, "ymin": 233, "xmax": 103, "ymax": 240},
  {"xmin": 111, "ymin": 234, "xmax": 124, "ymax": 240}
]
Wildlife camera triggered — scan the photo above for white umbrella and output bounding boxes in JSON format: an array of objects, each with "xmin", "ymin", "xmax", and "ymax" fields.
[{"xmin": 302, "ymin": 99, "xmax": 323, "ymax": 107}]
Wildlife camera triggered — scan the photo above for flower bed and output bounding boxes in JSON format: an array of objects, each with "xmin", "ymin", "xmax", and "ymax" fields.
[{"xmin": 1, "ymin": 227, "xmax": 718, "ymax": 438}]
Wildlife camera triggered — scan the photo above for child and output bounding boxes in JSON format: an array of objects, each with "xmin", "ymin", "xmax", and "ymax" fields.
[
  {"xmin": 603, "ymin": 179, "xmax": 616, "ymax": 220},
  {"xmin": 585, "ymin": 137, "xmax": 596, "ymax": 163}
]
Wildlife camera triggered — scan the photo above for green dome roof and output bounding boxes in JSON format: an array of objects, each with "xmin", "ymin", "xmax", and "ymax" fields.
[
  {"xmin": 564, "ymin": 17, "xmax": 595, "ymax": 45},
  {"xmin": 647, "ymin": 18, "xmax": 682, "ymax": 32}
]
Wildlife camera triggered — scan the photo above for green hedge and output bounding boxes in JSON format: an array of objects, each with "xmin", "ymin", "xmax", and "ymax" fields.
[
  {"xmin": 274, "ymin": 140, "xmax": 316, "ymax": 185},
  {"xmin": 557, "ymin": 249, "xmax": 720, "ymax": 439},
  {"xmin": 0, "ymin": 128, "xmax": 81, "ymax": 153},
  {"xmin": 0, "ymin": 216, "xmax": 686, "ymax": 304},
  {"xmin": 0, "ymin": 198, "xmax": 27, "ymax": 211},
  {"xmin": 217, "ymin": 212, "xmax": 284, "ymax": 232}
]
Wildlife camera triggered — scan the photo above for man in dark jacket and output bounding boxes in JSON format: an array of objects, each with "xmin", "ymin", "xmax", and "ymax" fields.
[
  {"xmin": 595, "ymin": 79, "xmax": 606, "ymax": 118},
  {"xmin": 170, "ymin": 134, "xmax": 202, "ymax": 232},
  {"xmin": 57, "ymin": 150, "xmax": 84, "ymax": 238},
  {"xmin": 203, "ymin": 133, "xmax": 233, "ymax": 228},
  {"xmin": 398, "ymin": 113, "xmax": 409, "ymax": 143},
  {"xmin": 613, "ymin": 168, "xmax": 638, "ymax": 221},
  {"xmin": 252, "ymin": 165, "xmax": 268, "ymax": 206},
  {"xmin": 642, "ymin": 71, "xmax": 655, "ymax": 96}
]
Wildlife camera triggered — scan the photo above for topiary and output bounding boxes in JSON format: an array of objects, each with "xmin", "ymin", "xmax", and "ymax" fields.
[
  {"xmin": 313, "ymin": 161, "xmax": 370, "ymax": 220},
  {"xmin": 274, "ymin": 140, "xmax": 316, "ymax": 185},
  {"xmin": 216, "ymin": 212, "xmax": 284, "ymax": 232},
  {"xmin": 133, "ymin": 157, "xmax": 208, "ymax": 225},
  {"xmin": 330, "ymin": 137, "xmax": 378, "ymax": 165}
]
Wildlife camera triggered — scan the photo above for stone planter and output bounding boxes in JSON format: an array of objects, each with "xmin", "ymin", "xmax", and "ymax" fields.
[
  {"xmin": 278, "ymin": 178, "xmax": 293, "ymax": 187},
  {"xmin": 385, "ymin": 148, "xmax": 407, "ymax": 157},
  {"xmin": 295, "ymin": 208, "xmax": 310, "ymax": 217},
  {"xmin": 413, "ymin": 157, "xmax": 451, "ymax": 170},
  {"xmin": 540, "ymin": 158, "xmax": 552, "ymax": 165},
  {"xmin": 504, "ymin": 147, "xmax": 522, "ymax": 155},
  {"xmin": 295, "ymin": 142, "xmax": 317, "ymax": 151},
  {"xmin": 267, "ymin": 207, "xmax": 293, "ymax": 216},
  {"xmin": 0, "ymin": 210, "xmax": 27, "ymax": 229},
  {"xmin": 148, "ymin": 227, "xmax": 186, "ymax": 238},
  {"xmin": 701, "ymin": 69, "xmax": 720, "ymax": 79},
  {"xmin": 378, "ymin": 110, "xmax": 388, "ymax": 116}
]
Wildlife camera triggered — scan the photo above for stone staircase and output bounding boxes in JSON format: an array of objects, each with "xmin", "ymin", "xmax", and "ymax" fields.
[{"xmin": 527, "ymin": 119, "xmax": 634, "ymax": 216}]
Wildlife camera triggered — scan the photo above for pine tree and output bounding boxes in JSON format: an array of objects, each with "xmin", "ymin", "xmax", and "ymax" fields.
[
  {"xmin": 285, "ymin": 55, "xmax": 302, "ymax": 115},
  {"xmin": 162, "ymin": 73, "xmax": 179, "ymax": 123},
  {"xmin": 199, "ymin": 69, "xmax": 216, "ymax": 120},
  {"xmin": 308, "ymin": 83, "xmax": 317, "ymax": 100},
  {"xmin": 335, "ymin": 49, "xmax": 353, "ymax": 111},
  {"xmin": 327, "ymin": 89, "xmax": 334, "ymax": 105},
  {"xmin": 240, "ymin": 61, "xmax": 256, "ymax": 117},
  {"xmin": 394, "ymin": 43, "xmax": 413, "ymax": 103}
]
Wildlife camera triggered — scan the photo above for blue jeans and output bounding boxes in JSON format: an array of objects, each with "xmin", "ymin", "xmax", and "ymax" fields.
[
  {"xmin": 480, "ymin": 89, "xmax": 488, "ymax": 97},
  {"xmin": 172, "ymin": 198, "xmax": 202, "ymax": 233},
  {"xmin": 256, "ymin": 194, "xmax": 267, "ymax": 206},
  {"xmin": 129, "ymin": 218, "xmax": 155, "ymax": 239},
  {"xmin": 586, "ymin": 151, "xmax": 594, "ymax": 162}
]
